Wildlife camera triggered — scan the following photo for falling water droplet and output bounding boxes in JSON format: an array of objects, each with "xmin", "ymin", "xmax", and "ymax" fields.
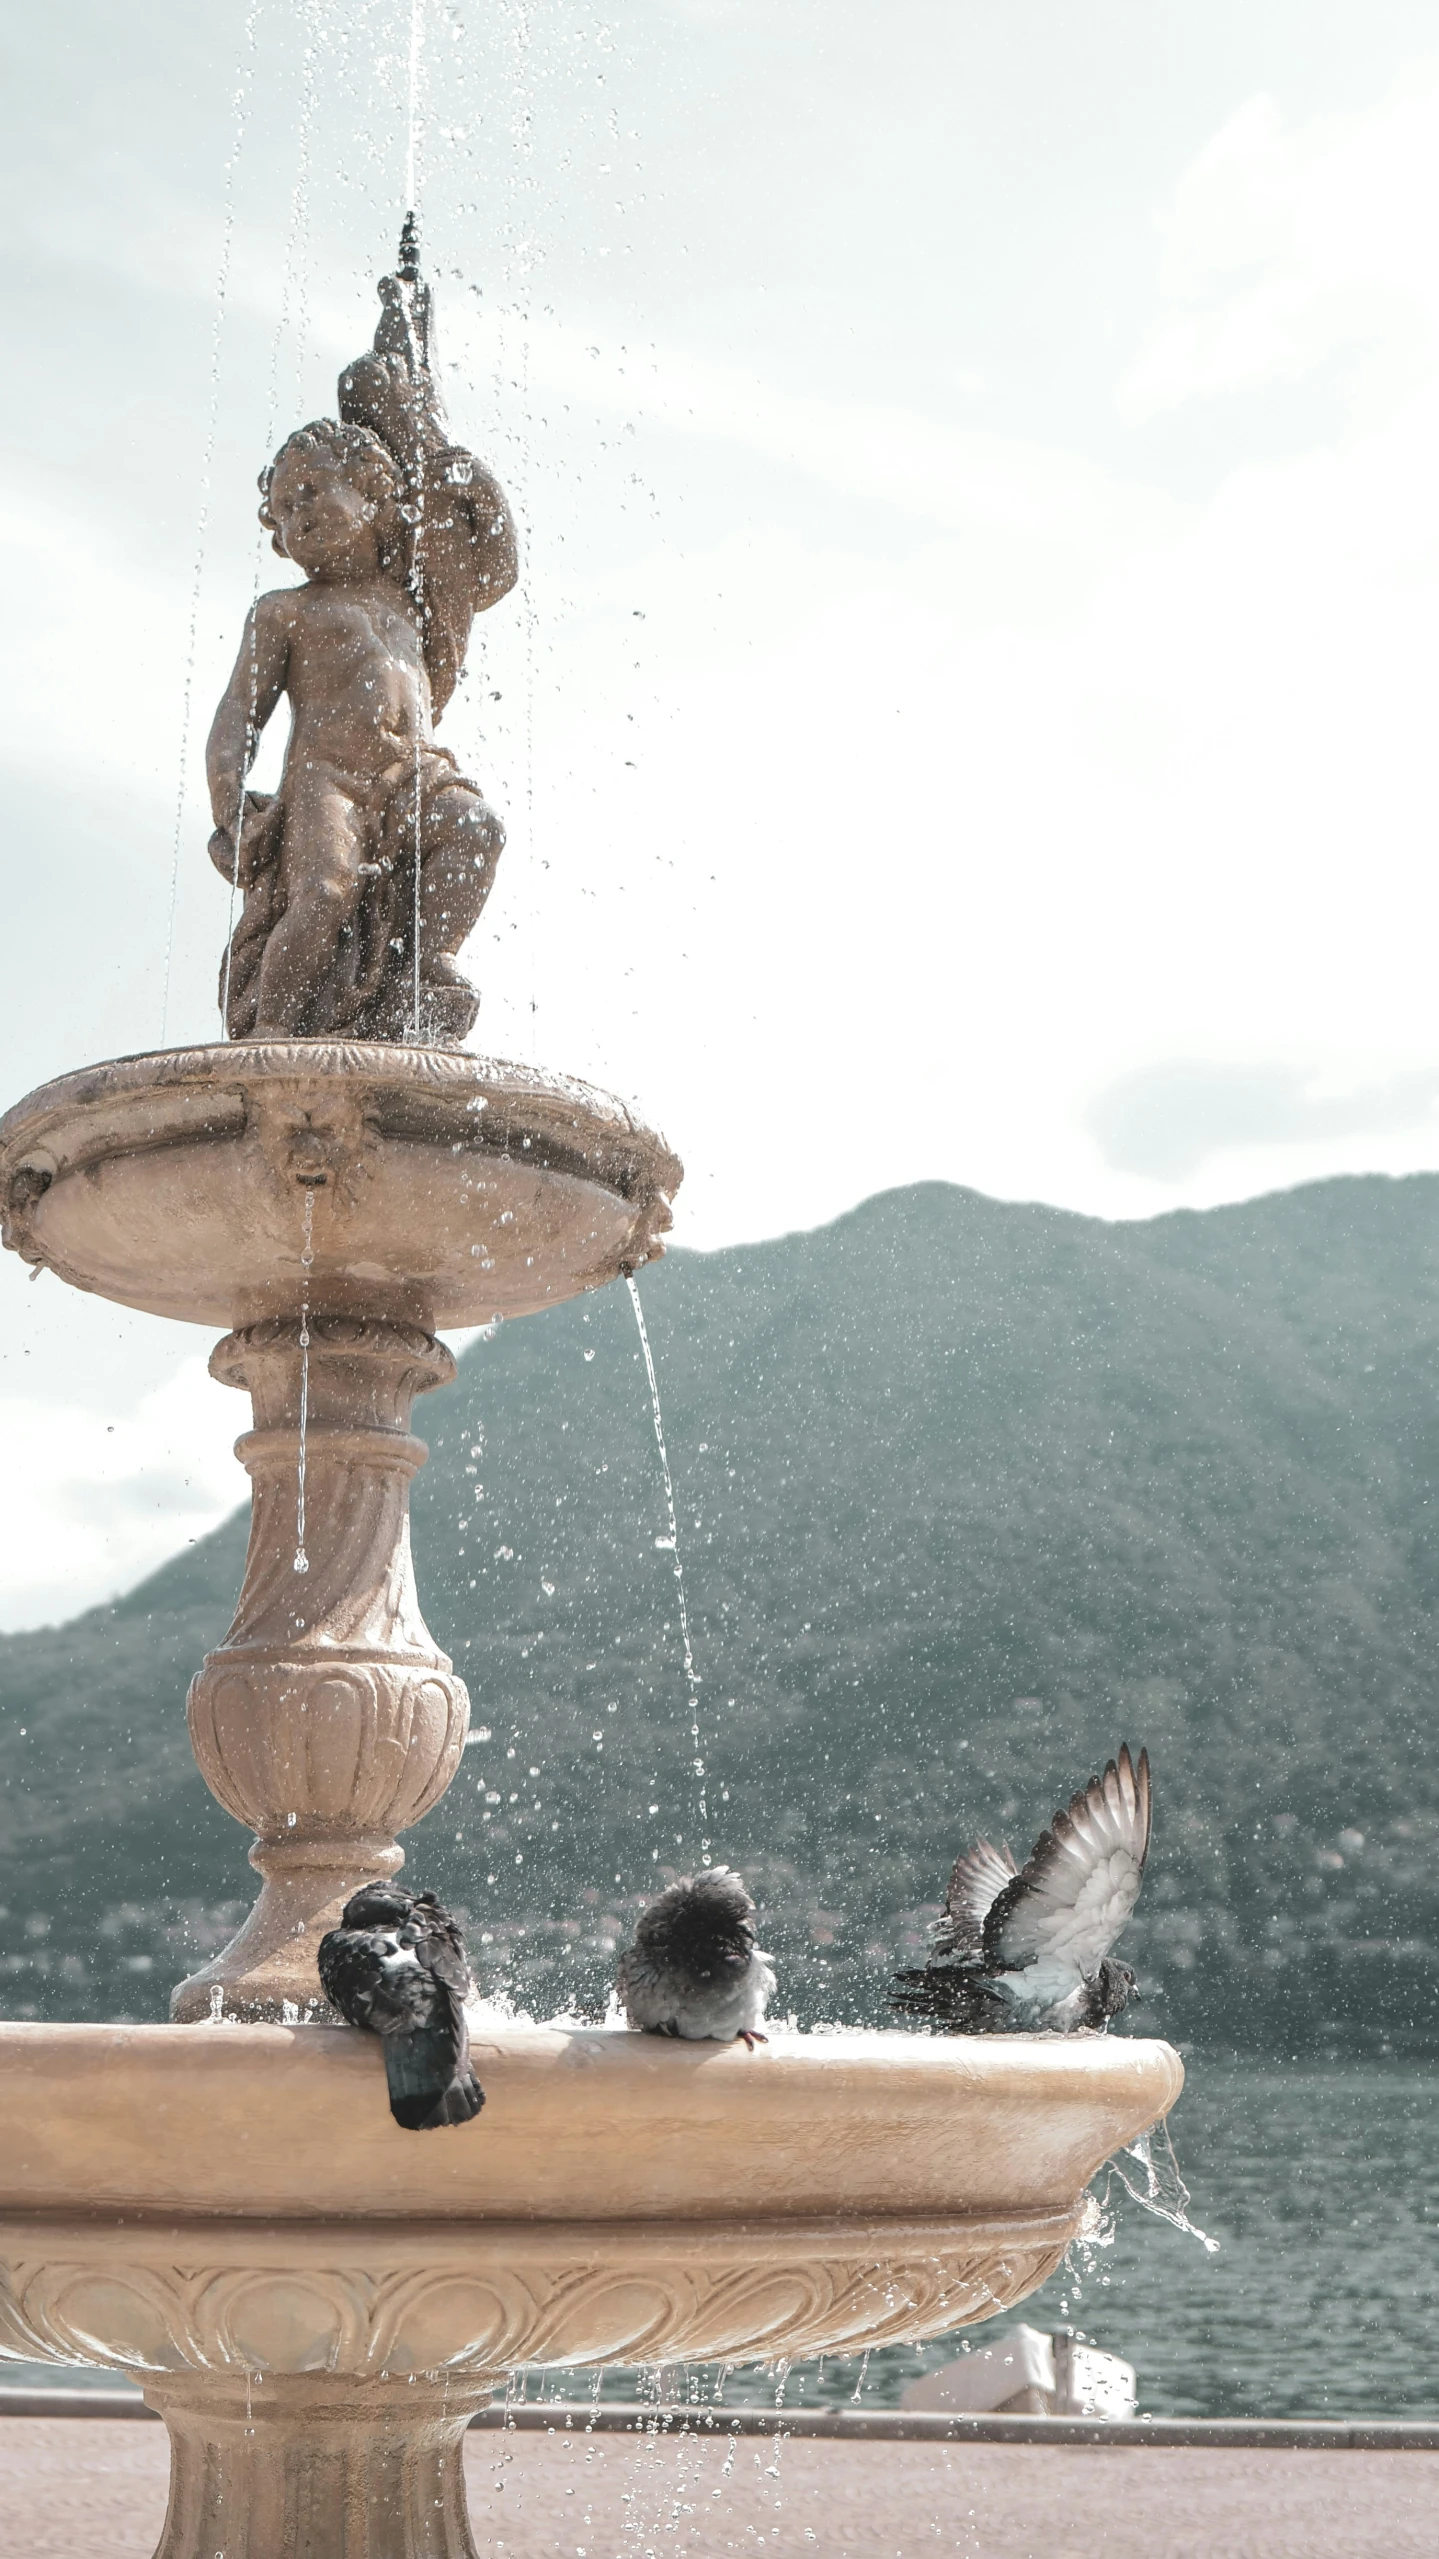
[{"xmin": 1115, "ymin": 2121, "xmax": 1219, "ymax": 2253}]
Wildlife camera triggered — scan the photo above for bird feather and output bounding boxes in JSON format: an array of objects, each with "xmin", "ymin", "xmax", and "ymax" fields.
[
  {"xmin": 932, "ymin": 1836, "xmax": 1018, "ymax": 1957},
  {"xmin": 984, "ymin": 1746, "xmax": 1151, "ymax": 1978},
  {"xmin": 616, "ymin": 1867, "xmax": 775, "ymax": 2044},
  {"xmin": 318, "ymin": 1883, "xmax": 484, "ymax": 2132}
]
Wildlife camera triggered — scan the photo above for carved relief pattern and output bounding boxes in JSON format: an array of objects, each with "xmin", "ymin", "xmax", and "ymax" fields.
[
  {"xmin": 212, "ymin": 1319, "xmax": 456, "ymax": 1430},
  {"xmin": 188, "ymin": 1657, "xmax": 469, "ymax": 1837},
  {"xmin": 173, "ymin": 1311, "xmax": 472, "ymax": 2017},
  {"xmin": 188, "ymin": 1312, "xmax": 468, "ymax": 1849},
  {"xmin": 0, "ymin": 2216, "xmax": 1076, "ymax": 2383}
]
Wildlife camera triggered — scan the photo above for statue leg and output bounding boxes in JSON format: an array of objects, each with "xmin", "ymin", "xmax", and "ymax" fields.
[
  {"xmin": 416, "ymin": 784, "xmax": 504, "ymax": 988},
  {"xmin": 253, "ymin": 784, "xmax": 368, "ymax": 1035}
]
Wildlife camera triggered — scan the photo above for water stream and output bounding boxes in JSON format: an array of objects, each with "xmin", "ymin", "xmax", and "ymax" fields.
[
  {"xmin": 219, "ymin": 68, "xmax": 321, "ymax": 1043},
  {"xmin": 403, "ymin": 0, "xmax": 427, "ymax": 1039},
  {"xmin": 293, "ymin": 1186, "xmax": 315, "ymax": 1576},
  {"xmin": 1113, "ymin": 2118, "xmax": 1219, "ymax": 2254},
  {"xmin": 161, "ymin": 0, "xmax": 261, "ymax": 1046},
  {"xmin": 404, "ymin": 0, "xmax": 423, "ymax": 216},
  {"xmin": 625, "ymin": 1273, "xmax": 708, "ymax": 1865}
]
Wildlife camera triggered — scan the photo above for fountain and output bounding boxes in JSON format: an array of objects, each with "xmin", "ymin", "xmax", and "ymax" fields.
[{"xmin": 0, "ymin": 229, "xmax": 1181, "ymax": 2557}]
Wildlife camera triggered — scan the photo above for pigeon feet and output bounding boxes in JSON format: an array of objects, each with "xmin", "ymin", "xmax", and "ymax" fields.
[{"xmin": 737, "ymin": 2029, "xmax": 768, "ymax": 2050}]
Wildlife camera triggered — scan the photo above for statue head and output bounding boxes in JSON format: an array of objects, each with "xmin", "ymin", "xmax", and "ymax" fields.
[{"xmin": 258, "ymin": 419, "xmax": 406, "ymax": 579}]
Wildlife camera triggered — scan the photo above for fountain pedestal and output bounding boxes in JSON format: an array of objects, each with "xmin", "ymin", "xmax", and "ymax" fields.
[
  {"xmin": 0, "ymin": 1040, "xmax": 1184, "ymax": 2559},
  {"xmin": 0, "ymin": 1038, "xmax": 681, "ymax": 2021},
  {"xmin": 177, "ymin": 1314, "xmax": 467, "ymax": 2020},
  {"xmin": 152, "ymin": 2374, "xmax": 491, "ymax": 2559}
]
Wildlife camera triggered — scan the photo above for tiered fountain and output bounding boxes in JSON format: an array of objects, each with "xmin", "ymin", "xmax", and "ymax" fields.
[{"xmin": 0, "ymin": 232, "xmax": 1181, "ymax": 2557}]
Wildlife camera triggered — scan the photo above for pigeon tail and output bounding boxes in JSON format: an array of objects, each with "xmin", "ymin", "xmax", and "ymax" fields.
[
  {"xmin": 891, "ymin": 1964, "xmax": 1012, "ymax": 2031},
  {"xmin": 382, "ymin": 2028, "xmax": 485, "ymax": 2132}
]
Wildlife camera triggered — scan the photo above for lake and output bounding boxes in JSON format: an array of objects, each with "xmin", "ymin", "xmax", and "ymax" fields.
[{"xmin": 768, "ymin": 2058, "xmax": 1439, "ymax": 2419}]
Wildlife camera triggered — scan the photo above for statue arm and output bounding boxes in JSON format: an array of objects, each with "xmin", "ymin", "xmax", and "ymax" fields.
[
  {"xmin": 447, "ymin": 455, "xmax": 518, "ymax": 612},
  {"xmin": 416, "ymin": 455, "xmax": 520, "ymax": 717},
  {"xmin": 206, "ymin": 600, "xmax": 290, "ymax": 834}
]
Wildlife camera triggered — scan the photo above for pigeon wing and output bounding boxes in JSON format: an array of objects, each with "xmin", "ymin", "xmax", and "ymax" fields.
[
  {"xmin": 317, "ymin": 1926, "xmax": 384, "ymax": 2027},
  {"xmin": 412, "ymin": 1895, "xmax": 473, "ymax": 1998},
  {"xmin": 983, "ymin": 1746, "xmax": 1151, "ymax": 1977},
  {"xmin": 382, "ymin": 1974, "xmax": 484, "ymax": 2130},
  {"xmin": 932, "ymin": 1837, "xmax": 1018, "ymax": 1958}
]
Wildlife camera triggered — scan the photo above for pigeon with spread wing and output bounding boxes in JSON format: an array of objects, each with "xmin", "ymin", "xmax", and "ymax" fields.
[{"xmin": 893, "ymin": 1746, "xmax": 1152, "ymax": 2033}]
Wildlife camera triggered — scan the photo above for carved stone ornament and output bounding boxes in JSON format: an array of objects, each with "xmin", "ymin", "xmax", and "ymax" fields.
[
  {"xmin": 0, "ymin": 2208, "xmax": 1078, "ymax": 2557},
  {"xmin": 0, "ymin": 2210, "xmax": 1079, "ymax": 2378},
  {"xmin": 208, "ymin": 220, "xmax": 518, "ymax": 1049},
  {"xmin": 176, "ymin": 1316, "xmax": 469, "ymax": 2019},
  {"xmin": 0, "ymin": 1037, "xmax": 681, "ymax": 2021}
]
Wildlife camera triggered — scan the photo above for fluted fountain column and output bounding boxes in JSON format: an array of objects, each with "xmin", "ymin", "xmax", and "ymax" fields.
[{"xmin": 172, "ymin": 1312, "xmax": 469, "ymax": 2021}]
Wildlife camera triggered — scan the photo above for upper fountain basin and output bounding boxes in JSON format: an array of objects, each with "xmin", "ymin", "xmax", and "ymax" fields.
[
  {"xmin": 0, "ymin": 2020, "xmax": 1181, "ymax": 2223},
  {"xmin": 0, "ymin": 1043, "xmax": 681, "ymax": 1331}
]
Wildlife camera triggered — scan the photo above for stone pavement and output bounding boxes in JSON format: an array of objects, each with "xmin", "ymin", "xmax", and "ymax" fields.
[{"xmin": 0, "ymin": 2416, "xmax": 1435, "ymax": 2557}]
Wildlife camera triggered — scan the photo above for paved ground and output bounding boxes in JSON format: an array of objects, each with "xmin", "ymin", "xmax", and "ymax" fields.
[{"xmin": 0, "ymin": 2417, "xmax": 1435, "ymax": 2556}]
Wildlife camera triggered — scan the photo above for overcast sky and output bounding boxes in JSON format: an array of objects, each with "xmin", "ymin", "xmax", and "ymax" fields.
[{"xmin": 4, "ymin": 0, "xmax": 1439, "ymax": 1623}]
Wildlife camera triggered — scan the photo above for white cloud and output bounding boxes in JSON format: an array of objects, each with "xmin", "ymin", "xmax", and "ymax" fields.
[
  {"xmin": 1122, "ymin": 84, "xmax": 1439, "ymax": 418},
  {"xmin": 0, "ymin": 1358, "xmax": 241, "ymax": 1632}
]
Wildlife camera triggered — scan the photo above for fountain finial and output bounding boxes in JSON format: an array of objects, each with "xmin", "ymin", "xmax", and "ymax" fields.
[{"xmin": 372, "ymin": 210, "xmax": 435, "ymax": 379}]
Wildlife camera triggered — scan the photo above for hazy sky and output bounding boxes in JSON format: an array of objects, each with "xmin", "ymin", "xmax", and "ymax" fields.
[{"xmin": 4, "ymin": 0, "xmax": 1439, "ymax": 1622}]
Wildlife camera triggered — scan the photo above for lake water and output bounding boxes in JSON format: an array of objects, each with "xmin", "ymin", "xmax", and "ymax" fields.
[
  {"xmin": 4, "ymin": 2060, "xmax": 1434, "ymax": 2419},
  {"xmin": 895, "ymin": 2058, "xmax": 1439, "ymax": 2421},
  {"xmin": 795, "ymin": 2059, "xmax": 1439, "ymax": 2419}
]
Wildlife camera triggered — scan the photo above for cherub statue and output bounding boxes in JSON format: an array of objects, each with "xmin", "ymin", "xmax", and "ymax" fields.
[{"xmin": 207, "ymin": 218, "xmax": 517, "ymax": 1045}]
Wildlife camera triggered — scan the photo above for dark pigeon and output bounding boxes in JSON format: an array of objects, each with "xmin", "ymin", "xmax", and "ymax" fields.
[
  {"xmin": 318, "ymin": 1880, "xmax": 484, "ymax": 2129},
  {"xmin": 893, "ymin": 1745, "xmax": 1152, "ymax": 2034},
  {"xmin": 616, "ymin": 1866, "xmax": 776, "ymax": 2047}
]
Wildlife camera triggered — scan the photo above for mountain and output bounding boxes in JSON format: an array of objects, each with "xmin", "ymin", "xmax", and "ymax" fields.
[{"xmin": 2, "ymin": 1174, "xmax": 1437, "ymax": 2051}]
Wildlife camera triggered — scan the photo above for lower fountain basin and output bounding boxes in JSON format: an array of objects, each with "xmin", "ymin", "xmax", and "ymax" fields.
[
  {"xmin": 0, "ymin": 2022, "xmax": 1180, "ymax": 2380},
  {"xmin": 0, "ymin": 1042, "xmax": 681, "ymax": 1330}
]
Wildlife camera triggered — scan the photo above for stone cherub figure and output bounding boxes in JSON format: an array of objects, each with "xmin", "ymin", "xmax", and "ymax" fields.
[{"xmin": 207, "ymin": 218, "xmax": 517, "ymax": 1045}]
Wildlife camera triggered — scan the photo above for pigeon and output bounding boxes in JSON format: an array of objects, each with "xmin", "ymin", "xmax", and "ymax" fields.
[
  {"xmin": 892, "ymin": 1745, "xmax": 1152, "ymax": 2034},
  {"xmin": 617, "ymin": 1866, "xmax": 776, "ymax": 2047},
  {"xmin": 318, "ymin": 1880, "xmax": 484, "ymax": 2129}
]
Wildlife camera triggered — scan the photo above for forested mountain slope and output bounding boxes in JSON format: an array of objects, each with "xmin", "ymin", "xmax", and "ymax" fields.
[{"xmin": 2, "ymin": 1173, "xmax": 1436, "ymax": 2049}]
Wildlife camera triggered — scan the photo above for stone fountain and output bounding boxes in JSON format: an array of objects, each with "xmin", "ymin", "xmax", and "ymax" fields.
[{"xmin": 0, "ymin": 230, "xmax": 1181, "ymax": 2557}]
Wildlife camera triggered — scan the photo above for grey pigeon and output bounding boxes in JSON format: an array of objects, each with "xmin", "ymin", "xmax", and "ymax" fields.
[
  {"xmin": 893, "ymin": 1745, "xmax": 1152, "ymax": 2033},
  {"xmin": 617, "ymin": 1866, "xmax": 776, "ymax": 2046},
  {"xmin": 318, "ymin": 1880, "xmax": 484, "ymax": 2129}
]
